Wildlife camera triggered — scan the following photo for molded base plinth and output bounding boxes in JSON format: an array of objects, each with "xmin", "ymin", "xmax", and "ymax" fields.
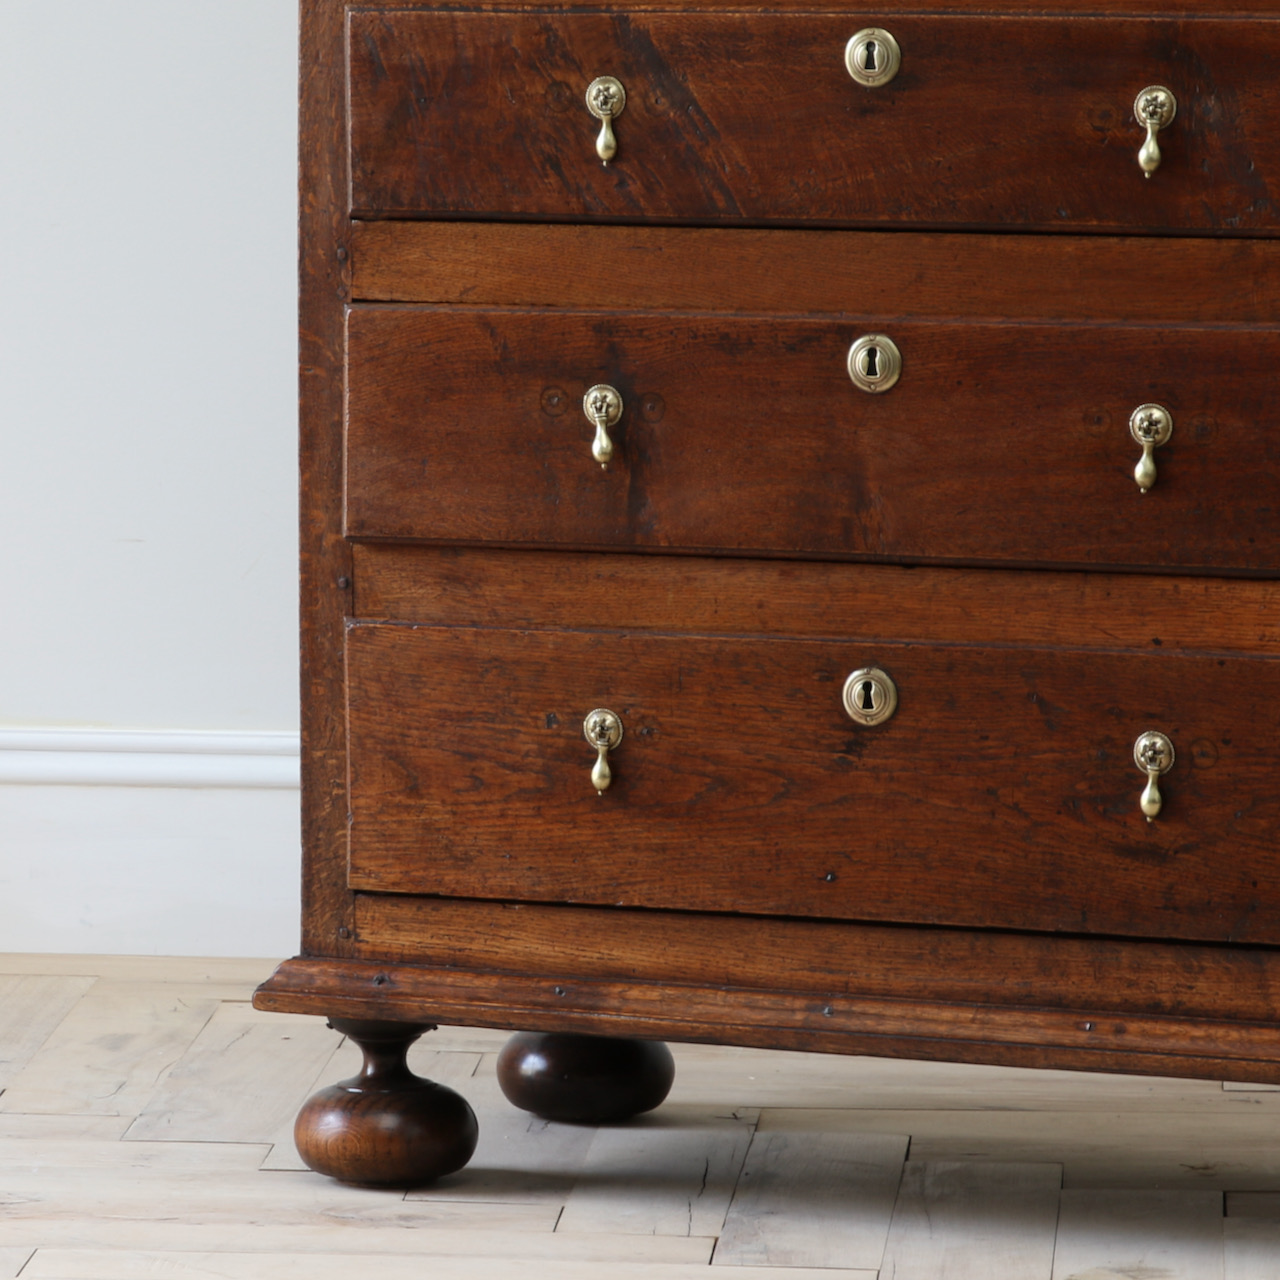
[
  {"xmin": 294, "ymin": 1018, "xmax": 478, "ymax": 1187},
  {"xmin": 496, "ymin": 1031, "xmax": 675, "ymax": 1124}
]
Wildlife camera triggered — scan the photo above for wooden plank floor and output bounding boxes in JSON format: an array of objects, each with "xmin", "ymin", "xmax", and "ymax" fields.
[{"xmin": 2, "ymin": 955, "xmax": 1279, "ymax": 1279}]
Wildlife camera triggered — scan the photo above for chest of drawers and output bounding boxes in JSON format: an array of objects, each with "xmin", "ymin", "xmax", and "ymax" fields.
[{"xmin": 255, "ymin": 0, "xmax": 1280, "ymax": 1186}]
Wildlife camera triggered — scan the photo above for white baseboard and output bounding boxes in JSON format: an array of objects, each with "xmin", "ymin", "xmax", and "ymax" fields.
[
  {"xmin": 1, "ymin": 728, "xmax": 301, "ymax": 956},
  {"xmin": 0, "ymin": 728, "xmax": 300, "ymax": 788}
]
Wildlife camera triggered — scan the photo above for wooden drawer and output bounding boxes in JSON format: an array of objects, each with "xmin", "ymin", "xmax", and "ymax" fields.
[
  {"xmin": 345, "ymin": 306, "xmax": 1280, "ymax": 574},
  {"xmin": 345, "ymin": 619, "xmax": 1280, "ymax": 945},
  {"xmin": 348, "ymin": 10, "xmax": 1280, "ymax": 232}
]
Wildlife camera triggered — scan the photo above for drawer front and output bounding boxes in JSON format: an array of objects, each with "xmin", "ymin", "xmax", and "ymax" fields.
[
  {"xmin": 346, "ymin": 622, "xmax": 1280, "ymax": 945},
  {"xmin": 349, "ymin": 11, "xmax": 1280, "ymax": 232},
  {"xmin": 345, "ymin": 308, "xmax": 1280, "ymax": 574}
]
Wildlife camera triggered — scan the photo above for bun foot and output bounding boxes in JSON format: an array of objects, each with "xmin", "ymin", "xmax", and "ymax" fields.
[
  {"xmin": 294, "ymin": 1019, "xmax": 478, "ymax": 1187},
  {"xmin": 497, "ymin": 1031, "xmax": 675, "ymax": 1124}
]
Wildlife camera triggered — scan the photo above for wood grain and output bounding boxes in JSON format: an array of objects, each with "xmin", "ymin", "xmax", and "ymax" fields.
[
  {"xmin": 351, "ymin": 222, "xmax": 1280, "ymax": 321},
  {"xmin": 348, "ymin": 12, "xmax": 1280, "ymax": 234},
  {"xmin": 1052, "ymin": 1190, "xmax": 1225, "ymax": 1279},
  {"xmin": 0, "ymin": 982, "xmax": 221, "ymax": 1117},
  {"xmin": 298, "ymin": 0, "xmax": 356, "ymax": 958},
  {"xmin": 124, "ymin": 1003, "xmax": 344, "ymax": 1144},
  {"xmin": 0, "ymin": 976, "xmax": 95, "ymax": 1090},
  {"xmin": 18, "ymin": 1253, "xmax": 871, "ymax": 1280},
  {"xmin": 877, "ymin": 1161, "xmax": 1061, "ymax": 1279},
  {"xmin": 345, "ymin": 622, "xmax": 1280, "ymax": 943},
  {"xmin": 254, "ymin": 956, "xmax": 1280, "ymax": 1086},
  {"xmin": 345, "ymin": 307, "xmax": 1280, "ymax": 574},
  {"xmin": 353, "ymin": 547, "xmax": 1280, "ymax": 656},
  {"xmin": 556, "ymin": 1106, "xmax": 754, "ymax": 1237},
  {"xmin": 713, "ymin": 1128, "xmax": 907, "ymax": 1267},
  {"xmin": 352, "ymin": 896, "xmax": 1280, "ymax": 1027}
]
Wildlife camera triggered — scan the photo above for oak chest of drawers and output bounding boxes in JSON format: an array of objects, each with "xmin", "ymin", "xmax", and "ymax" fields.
[{"xmin": 256, "ymin": 0, "xmax": 1280, "ymax": 1184}]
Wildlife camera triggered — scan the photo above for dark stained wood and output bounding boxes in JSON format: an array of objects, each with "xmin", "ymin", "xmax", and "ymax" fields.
[
  {"xmin": 297, "ymin": 0, "xmax": 356, "ymax": 956},
  {"xmin": 351, "ymin": 221, "xmax": 1280, "ymax": 323},
  {"xmin": 260, "ymin": 0, "xmax": 1280, "ymax": 1134},
  {"xmin": 355, "ymin": 895, "xmax": 1280, "ymax": 1026},
  {"xmin": 345, "ymin": 307, "xmax": 1280, "ymax": 574},
  {"xmin": 293, "ymin": 1019, "xmax": 478, "ymax": 1186},
  {"xmin": 496, "ymin": 1032, "xmax": 675, "ymax": 1122},
  {"xmin": 254, "ymin": 955, "xmax": 1280, "ymax": 1087},
  {"xmin": 344, "ymin": 621, "xmax": 1280, "ymax": 944},
  {"xmin": 349, "ymin": 11, "xmax": 1280, "ymax": 233},
  {"xmin": 353, "ymin": 546, "xmax": 1280, "ymax": 656}
]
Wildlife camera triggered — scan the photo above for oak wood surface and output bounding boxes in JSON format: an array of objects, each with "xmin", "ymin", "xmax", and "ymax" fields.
[
  {"xmin": 344, "ymin": 621, "xmax": 1280, "ymax": 943},
  {"xmin": 351, "ymin": 896, "xmax": 1280, "ymax": 1025},
  {"xmin": 344, "ymin": 307, "xmax": 1280, "ymax": 573},
  {"xmin": 348, "ymin": 11, "xmax": 1280, "ymax": 233},
  {"xmin": 350, "ymin": 221, "xmax": 1280, "ymax": 322},
  {"xmin": 298, "ymin": 0, "xmax": 356, "ymax": 957},
  {"xmin": 352, "ymin": 546, "xmax": 1280, "ymax": 655},
  {"xmin": 253, "ymin": 956, "xmax": 1280, "ymax": 1085}
]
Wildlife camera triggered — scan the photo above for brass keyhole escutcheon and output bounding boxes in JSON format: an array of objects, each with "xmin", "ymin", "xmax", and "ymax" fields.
[
  {"xmin": 585, "ymin": 76, "xmax": 626, "ymax": 164},
  {"xmin": 1129, "ymin": 403, "xmax": 1173, "ymax": 493},
  {"xmin": 842, "ymin": 668, "xmax": 899, "ymax": 727},
  {"xmin": 583, "ymin": 384, "xmax": 623, "ymax": 468},
  {"xmin": 1133, "ymin": 730, "xmax": 1175, "ymax": 822},
  {"xmin": 1134, "ymin": 85, "xmax": 1177, "ymax": 177},
  {"xmin": 847, "ymin": 335, "xmax": 902, "ymax": 394},
  {"xmin": 583, "ymin": 708, "xmax": 624, "ymax": 794},
  {"xmin": 845, "ymin": 28, "xmax": 901, "ymax": 88}
]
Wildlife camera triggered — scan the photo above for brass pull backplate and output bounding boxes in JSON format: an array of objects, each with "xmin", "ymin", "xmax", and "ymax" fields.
[
  {"xmin": 1133, "ymin": 730, "xmax": 1175, "ymax": 822},
  {"xmin": 586, "ymin": 76, "xmax": 626, "ymax": 164},
  {"xmin": 1135, "ymin": 85, "xmax": 1177, "ymax": 176},
  {"xmin": 1129, "ymin": 403, "xmax": 1173, "ymax": 493},
  {"xmin": 584, "ymin": 708, "xmax": 624, "ymax": 794},
  {"xmin": 583, "ymin": 384, "xmax": 623, "ymax": 467}
]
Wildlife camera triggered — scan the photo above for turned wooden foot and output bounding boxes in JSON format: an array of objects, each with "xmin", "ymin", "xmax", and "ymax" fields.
[
  {"xmin": 294, "ymin": 1019, "xmax": 478, "ymax": 1187},
  {"xmin": 497, "ymin": 1031, "xmax": 675, "ymax": 1124}
]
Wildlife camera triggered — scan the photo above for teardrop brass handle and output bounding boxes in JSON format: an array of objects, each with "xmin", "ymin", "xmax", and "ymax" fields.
[
  {"xmin": 583, "ymin": 384, "xmax": 622, "ymax": 468},
  {"xmin": 586, "ymin": 77, "xmax": 626, "ymax": 164},
  {"xmin": 1129, "ymin": 403, "xmax": 1173, "ymax": 493},
  {"xmin": 1134, "ymin": 730, "xmax": 1175, "ymax": 822},
  {"xmin": 1135, "ymin": 85, "xmax": 1177, "ymax": 177},
  {"xmin": 583, "ymin": 709, "xmax": 624, "ymax": 794}
]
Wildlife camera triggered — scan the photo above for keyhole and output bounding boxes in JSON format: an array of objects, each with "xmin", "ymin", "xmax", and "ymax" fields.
[
  {"xmin": 863, "ymin": 40, "xmax": 879, "ymax": 71},
  {"xmin": 860, "ymin": 680, "xmax": 878, "ymax": 710},
  {"xmin": 863, "ymin": 346, "xmax": 880, "ymax": 378}
]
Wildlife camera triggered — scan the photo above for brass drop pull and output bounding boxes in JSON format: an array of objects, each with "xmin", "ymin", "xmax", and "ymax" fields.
[
  {"xmin": 586, "ymin": 77, "xmax": 626, "ymax": 164},
  {"xmin": 583, "ymin": 384, "xmax": 622, "ymax": 468},
  {"xmin": 1134, "ymin": 86, "xmax": 1177, "ymax": 177},
  {"xmin": 1133, "ymin": 731, "xmax": 1175, "ymax": 822},
  {"xmin": 583, "ymin": 708, "xmax": 624, "ymax": 794},
  {"xmin": 1129, "ymin": 403, "xmax": 1173, "ymax": 493}
]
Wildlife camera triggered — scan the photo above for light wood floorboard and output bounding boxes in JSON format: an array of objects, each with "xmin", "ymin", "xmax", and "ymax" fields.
[
  {"xmin": 4, "ymin": 954, "xmax": 1277, "ymax": 1279},
  {"xmin": 1224, "ymin": 1218, "xmax": 1280, "ymax": 1280},
  {"xmin": 1, "ymin": 982, "xmax": 224, "ymax": 1116},
  {"xmin": 557, "ymin": 1104, "xmax": 756, "ymax": 1237},
  {"xmin": 879, "ymin": 1160, "xmax": 1062, "ymax": 1279},
  {"xmin": 0, "ymin": 1249, "xmax": 32, "ymax": 1280},
  {"xmin": 0, "ymin": 975, "xmax": 95, "ymax": 1087},
  {"xmin": 713, "ymin": 1126, "xmax": 907, "ymax": 1268},
  {"xmin": 1051, "ymin": 1190, "xmax": 1225, "ymax": 1280},
  {"xmin": 19, "ymin": 1253, "xmax": 875, "ymax": 1280}
]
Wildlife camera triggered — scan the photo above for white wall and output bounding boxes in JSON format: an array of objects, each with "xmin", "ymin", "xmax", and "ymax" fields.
[{"xmin": 0, "ymin": 1, "xmax": 301, "ymax": 956}]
